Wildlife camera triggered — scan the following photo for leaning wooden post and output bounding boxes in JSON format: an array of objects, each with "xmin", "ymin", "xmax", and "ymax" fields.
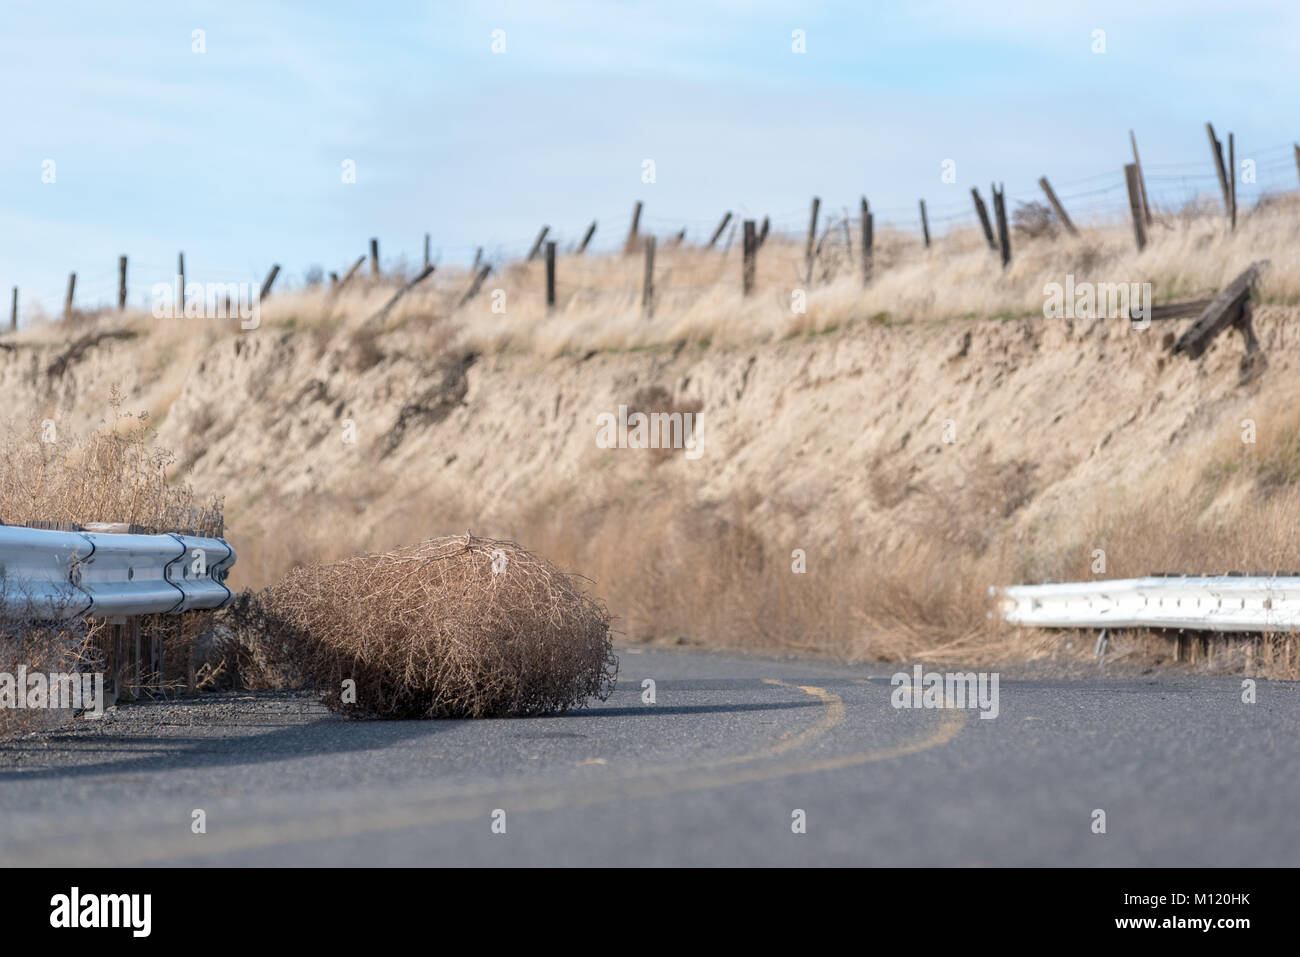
[
  {"xmin": 992, "ymin": 183, "xmax": 1011, "ymax": 268},
  {"xmin": 741, "ymin": 220, "xmax": 757, "ymax": 296},
  {"xmin": 919, "ymin": 200, "xmax": 931, "ymax": 248},
  {"xmin": 1130, "ymin": 130, "xmax": 1153, "ymax": 225},
  {"xmin": 624, "ymin": 202, "xmax": 643, "ymax": 254},
  {"xmin": 1124, "ymin": 164, "xmax": 1147, "ymax": 251},
  {"xmin": 1228, "ymin": 132, "xmax": 1237, "ymax": 231},
  {"xmin": 369, "ymin": 238, "xmax": 380, "ymax": 276},
  {"xmin": 259, "ymin": 264, "xmax": 281, "ymax": 301},
  {"xmin": 804, "ymin": 197, "xmax": 821, "ymax": 283},
  {"xmin": 338, "ymin": 255, "xmax": 366, "ymax": 290},
  {"xmin": 527, "ymin": 225, "xmax": 550, "ymax": 261},
  {"xmin": 860, "ymin": 198, "xmax": 873, "ymax": 285},
  {"xmin": 117, "ymin": 256, "xmax": 128, "ymax": 310},
  {"xmin": 460, "ymin": 264, "xmax": 492, "ymax": 307},
  {"xmin": 1037, "ymin": 177, "xmax": 1079, "ymax": 236},
  {"xmin": 545, "ymin": 241, "xmax": 557, "ymax": 310},
  {"xmin": 472, "ymin": 247, "xmax": 483, "ymax": 272},
  {"xmin": 641, "ymin": 235, "xmax": 655, "ymax": 315},
  {"xmin": 577, "ymin": 221, "xmax": 597, "ymax": 254},
  {"xmin": 757, "ymin": 216, "xmax": 770, "ymax": 249},
  {"xmin": 1206, "ymin": 122, "xmax": 1231, "ymax": 217},
  {"xmin": 971, "ymin": 188, "xmax": 996, "ymax": 249},
  {"xmin": 63, "ymin": 273, "xmax": 76, "ymax": 318},
  {"xmin": 10, "ymin": 287, "xmax": 16, "ymax": 331},
  {"xmin": 707, "ymin": 211, "xmax": 732, "ymax": 249}
]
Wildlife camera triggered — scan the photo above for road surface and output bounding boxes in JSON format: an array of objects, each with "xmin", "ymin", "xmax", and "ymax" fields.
[{"xmin": 1, "ymin": 645, "xmax": 1297, "ymax": 866}]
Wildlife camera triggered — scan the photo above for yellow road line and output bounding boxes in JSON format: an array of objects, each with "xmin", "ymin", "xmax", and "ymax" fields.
[{"xmin": 14, "ymin": 678, "xmax": 963, "ymax": 865}]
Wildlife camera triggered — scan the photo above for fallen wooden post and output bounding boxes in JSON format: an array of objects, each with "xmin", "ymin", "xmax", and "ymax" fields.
[
  {"xmin": 369, "ymin": 264, "xmax": 435, "ymax": 324},
  {"xmin": 1170, "ymin": 261, "xmax": 1269, "ymax": 359}
]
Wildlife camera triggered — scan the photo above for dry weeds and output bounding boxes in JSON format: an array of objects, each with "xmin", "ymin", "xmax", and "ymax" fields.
[{"xmin": 237, "ymin": 536, "xmax": 617, "ymax": 718}]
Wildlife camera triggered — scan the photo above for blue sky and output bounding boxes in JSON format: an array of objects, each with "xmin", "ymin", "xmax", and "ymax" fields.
[{"xmin": 3, "ymin": 0, "xmax": 1299, "ymax": 315}]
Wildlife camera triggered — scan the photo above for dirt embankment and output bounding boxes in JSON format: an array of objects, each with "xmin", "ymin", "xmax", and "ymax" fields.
[{"xmin": 4, "ymin": 300, "xmax": 1300, "ymax": 670}]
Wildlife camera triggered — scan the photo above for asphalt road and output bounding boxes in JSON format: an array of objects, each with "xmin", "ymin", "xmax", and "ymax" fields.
[{"xmin": 1, "ymin": 645, "xmax": 1297, "ymax": 866}]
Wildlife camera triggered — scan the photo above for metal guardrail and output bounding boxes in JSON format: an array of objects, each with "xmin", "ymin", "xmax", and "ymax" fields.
[
  {"xmin": 0, "ymin": 524, "xmax": 235, "ymax": 620},
  {"xmin": 998, "ymin": 576, "xmax": 1300, "ymax": 633}
]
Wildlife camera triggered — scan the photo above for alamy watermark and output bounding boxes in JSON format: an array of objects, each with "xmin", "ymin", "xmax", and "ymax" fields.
[
  {"xmin": 891, "ymin": 665, "xmax": 999, "ymax": 719},
  {"xmin": 0, "ymin": 667, "xmax": 104, "ymax": 717},
  {"xmin": 151, "ymin": 276, "xmax": 260, "ymax": 329},
  {"xmin": 595, "ymin": 405, "xmax": 702, "ymax": 459},
  {"xmin": 1044, "ymin": 275, "xmax": 1151, "ymax": 330}
]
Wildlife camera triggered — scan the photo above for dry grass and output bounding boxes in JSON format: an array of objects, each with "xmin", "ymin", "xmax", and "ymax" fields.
[
  {"xmin": 0, "ymin": 389, "xmax": 220, "ymax": 530},
  {"xmin": 0, "ymin": 618, "xmax": 103, "ymax": 737},
  {"xmin": 233, "ymin": 536, "xmax": 617, "ymax": 718},
  {"xmin": 196, "ymin": 193, "xmax": 1300, "ymax": 359}
]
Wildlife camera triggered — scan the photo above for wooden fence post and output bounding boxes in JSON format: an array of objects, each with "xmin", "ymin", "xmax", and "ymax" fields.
[
  {"xmin": 259, "ymin": 264, "xmax": 281, "ymax": 301},
  {"xmin": 460, "ymin": 264, "xmax": 492, "ymax": 306},
  {"xmin": 1229, "ymin": 132, "xmax": 1237, "ymax": 231},
  {"xmin": 424, "ymin": 233, "xmax": 431, "ymax": 269},
  {"xmin": 971, "ymin": 188, "xmax": 996, "ymax": 249},
  {"xmin": 527, "ymin": 226, "xmax": 549, "ymax": 261},
  {"xmin": 1206, "ymin": 122, "xmax": 1231, "ymax": 216},
  {"xmin": 118, "ymin": 256, "xmax": 128, "ymax": 310},
  {"xmin": 1124, "ymin": 164, "xmax": 1147, "ymax": 251},
  {"xmin": 860, "ymin": 198, "xmax": 873, "ymax": 285},
  {"xmin": 370, "ymin": 238, "xmax": 380, "ymax": 276},
  {"xmin": 545, "ymin": 240, "xmax": 556, "ymax": 310},
  {"xmin": 178, "ymin": 251, "xmax": 186, "ymax": 304},
  {"xmin": 919, "ymin": 200, "xmax": 931, "ymax": 248},
  {"xmin": 624, "ymin": 202, "xmax": 642, "ymax": 254},
  {"xmin": 1037, "ymin": 177, "xmax": 1079, "ymax": 236},
  {"xmin": 742, "ymin": 219, "xmax": 756, "ymax": 296},
  {"xmin": 1130, "ymin": 130, "xmax": 1153, "ymax": 225},
  {"xmin": 10, "ymin": 287, "xmax": 16, "ymax": 331},
  {"xmin": 757, "ymin": 216, "xmax": 770, "ymax": 249},
  {"xmin": 1295, "ymin": 144, "xmax": 1300, "ymax": 187},
  {"xmin": 804, "ymin": 197, "xmax": 820, "ymax": 284},
  {"xmin": 64, "ymin": 273, "xmax": 76, "ymax": 318},
  {"xmin": 339, "ymin": 255, "xmax": 366, "ymax": 290},
  {"xmin": 578, "ymin": 221, "xmax": 597, "ymax": 254},
  {"xmin": 992, "ymin": 183, "xmax": 1011, "ymax": 268},
  {"xmin": 707, "ymin": 211, "xmax": 732, "ymax": 249},
  {"xmin": 641, "ymin": 235, "xmax": 655, "ymax": 315},
  {"xmin": 472, "ymin": 247, "xmax": 483, "ymax": 272}
]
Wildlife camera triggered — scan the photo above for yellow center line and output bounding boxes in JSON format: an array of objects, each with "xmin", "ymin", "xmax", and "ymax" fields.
[{"xmin": 15, "ymin": 677, "xmax": 964, "ymax": 865}]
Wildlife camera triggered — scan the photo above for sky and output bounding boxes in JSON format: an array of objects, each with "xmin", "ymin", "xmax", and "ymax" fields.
[{"xmin": 2, "ymin": 0, "xmax": 1299, "ymax": 316}]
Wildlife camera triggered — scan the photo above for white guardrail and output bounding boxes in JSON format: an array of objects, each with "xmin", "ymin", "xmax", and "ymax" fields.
[
  {"xmin": 998, "ymin": 576, "xmax": 1300, "ymax": 633},
  {"xmin": 0, "ymin": 524, "xmax": 235, "ymax": 620}
]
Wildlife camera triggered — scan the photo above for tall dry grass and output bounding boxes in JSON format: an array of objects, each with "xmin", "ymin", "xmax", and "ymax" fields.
[
  {"xmin": 0, "ymin": 401, "xmax": 223, "ymax": 736},
  {"xmin": 199, "ymin": 193, "xmax": 1300, "ymax": 360}
]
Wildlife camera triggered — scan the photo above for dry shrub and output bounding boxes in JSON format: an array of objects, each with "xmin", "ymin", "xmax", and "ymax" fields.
[
  {"xmin": 257, "ymin": 536, "xmax": 617, "ymax": 718},
  {"xmin": 0, "ymin": 390, "xmax": 220, "ymax": 529},
  {"xmin": 0, "ymin": 617, "xmax": 103, "ymax": 737}
]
